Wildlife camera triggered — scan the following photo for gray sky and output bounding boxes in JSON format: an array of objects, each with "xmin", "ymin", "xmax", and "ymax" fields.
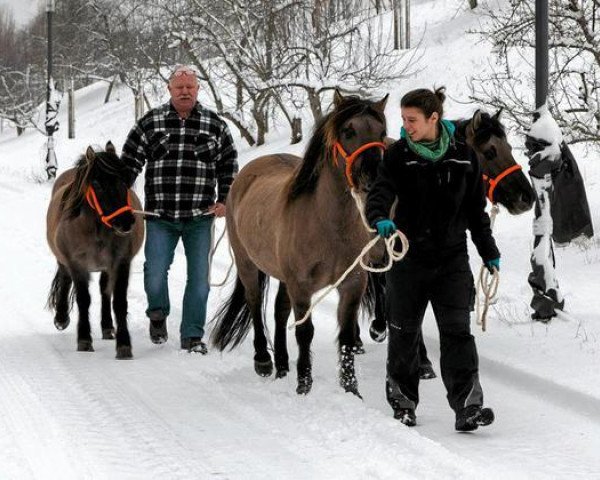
[{"xmin": 0, "ymin": 0, "xmax": 41, "ymax": 27}]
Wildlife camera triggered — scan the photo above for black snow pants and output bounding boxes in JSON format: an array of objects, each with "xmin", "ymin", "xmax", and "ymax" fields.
[{"xmin": 385, "ymin": 252, "xmax": 484, "ymax": 414}]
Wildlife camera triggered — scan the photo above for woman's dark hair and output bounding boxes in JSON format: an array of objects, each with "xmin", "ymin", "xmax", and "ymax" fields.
[{"xmin": 400, "ymin": 86, "xmax": 446, "ymax": 119}]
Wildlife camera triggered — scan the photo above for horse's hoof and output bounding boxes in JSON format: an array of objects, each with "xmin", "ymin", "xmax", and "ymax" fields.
[
  {"xmin": 102, "ymin": 328, "xmax": 115, "ymax": 340},
  {"xmin": 54, "ymin": 317, "xmax": 70, "ymax": 331},
  {"xmin": 116, "ymin": 346, "xmax": 133, "ymax": 359},
  {"xmin": 77, "ymin": 340, "xmax": 94, "ymax": 352},
  {"xmin": 254, "ymin": 359, "xmax": 273, "ymax": 377},
  {"xmin": 369, "ymin": 323, "xmax": 387, "ymax": 343},
  {"xmin": 275, "ymin": 367, "xmax": 289, "ymax": 379},
  {"xmin": 296, "ymin": 377, "xmax": 313, "ymax": 395}
]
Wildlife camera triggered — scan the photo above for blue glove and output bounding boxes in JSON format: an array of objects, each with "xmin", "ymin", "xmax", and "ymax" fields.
[
  {"xmin": 485, "ymin": 258, "xmax": 500, "ymax": 273},
  {"xmin": 375, "ymin": 219, "xmax": 397, "ymax": 238}
]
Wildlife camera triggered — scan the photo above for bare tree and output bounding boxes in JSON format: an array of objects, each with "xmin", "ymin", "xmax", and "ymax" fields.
[{"xmin": 471, "ymin": 0, "xmax": 600, "ymax": 145}]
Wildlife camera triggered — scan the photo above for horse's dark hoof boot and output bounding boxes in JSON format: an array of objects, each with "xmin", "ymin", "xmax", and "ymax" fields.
[
  {"xmin": 102, "ymin": 328, "xmax": 115, "ymax": 340},
  {"xmin": 116, "ymin": 345, "xmax": 133, "ymax": 359},
  {"xmin": 77, "ymin": 340, "xmax": 94, "ymax": 352},
  {"xmin": 352, "ymin": 340, "xmax": 366, "ymax": 355},
  {"xmin": 296, "ymin": 376, "xmax": 313, "ymax": 395},
  {"xmin": 54, "ymin": 317, "xmax": 70, "ymax": 331},
  {"xmin": 254, "ymin": 359, "xmax": 273, "ymax": 377},
  {"xmin": 275, "ymin": 367, "xmax": 289, "ymax": 379},
  {"xmin": 149, "ymin": 318, "xmax": 168, "ymax": 344},
  {"xmin": 369, "ymin": 323, "xmax": 387, "ymax": 342}
]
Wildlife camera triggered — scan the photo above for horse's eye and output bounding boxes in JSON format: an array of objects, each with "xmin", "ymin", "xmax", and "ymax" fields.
[
  {"xmin": 483, "ymin": 147, "xmax": 496, "ymax": 161},
  {"xmin": 342, "ymin": 128, "xmax": 356, "ymax": 140}
]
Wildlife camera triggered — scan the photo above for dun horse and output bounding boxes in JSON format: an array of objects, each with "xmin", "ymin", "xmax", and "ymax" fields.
[
  {"xmin": 366, "ymin": 109, "xmax": 535, "ymax": 344},
  {"xmin": 211, "ymin": 91, "xmax": 388, "ymax": 396},
  {"xmin": 46, "ymin": 142, "xmax": 144, "ymax": 359}
]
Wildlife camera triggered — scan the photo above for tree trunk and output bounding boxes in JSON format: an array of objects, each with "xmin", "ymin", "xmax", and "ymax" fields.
[
  {"xmin": 104, "ymin": 76, "xmax": 116, "ymax": 104},
  {"xmin": 291, "ymin": 117, "xmax": 303, "ymax": 144},
  {"xmin": 307, "ymin": 88, "xmax": 323, "ymax": 123}
]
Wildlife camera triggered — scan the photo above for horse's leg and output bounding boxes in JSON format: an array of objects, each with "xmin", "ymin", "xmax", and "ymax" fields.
[
  {"xmin": 99, "ymin": 272, "xmax": 115, "ymax": 340},
  {"xmin": 354, "ymin": 322, "xmax": 365, "ymax": 354},
  {"xmin": 49, "ymin": 263, "xmax": 72, "ymax": 330},
  {"xmin": 236, "ymin": 263, "xmax": 272, "ymax": 376},
  {"xmin": 337, "ymin": 275, "xmax": 366, "ymax": 398},
  {"xmin": 274, "ymin": 282, "xmax": 291, "ymax": 378},
  {"xmin": 369, "ymin": 272, "xmax": 387, "ymax": 342},
  {"xmin": 289, "ymin": 293, "xmax": 314, "ymax": 395},
  {"xmin": 71, "ymin": 270, "xmax": 93, "ymax": 352},
  {"xmin": 112, "ymin": 261, "xmax": 133, "ymax": 359}
]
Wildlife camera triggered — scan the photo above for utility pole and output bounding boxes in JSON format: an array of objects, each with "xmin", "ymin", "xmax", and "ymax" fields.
[{"xmin": 45, "ymin": 0, "xmax": 58, "ymax": 180}]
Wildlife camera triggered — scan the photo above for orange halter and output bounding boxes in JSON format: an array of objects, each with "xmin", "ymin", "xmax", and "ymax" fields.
[
  {"xmin": 332, "ymin": 141, "xmax": 386, "ymax": 188},
  {"xmin": 85, "ymin": 185, "xmax": 133, "ymax": 228},
  {"xmin": 482, "ymin": 164, "xmax": 522, "ymax": 203}
]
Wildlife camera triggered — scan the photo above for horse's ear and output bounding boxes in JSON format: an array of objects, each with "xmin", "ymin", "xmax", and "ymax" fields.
[
  {"xmin": 374, "ymin": 93, "xmax": 389, "ymax": 112},
  {"xmin": 105, "ymin": 141, "xmax": 116, "ymax": 154},
  {"xmin": 85, "ymin": 146, "xmax": 95, "ymax": 163},
  {"xmin": 472, "ymin": 109, "xmax": 482, "ymax": 130},
  {"xmin": 493, "ymin": 107, "xmax": 504, "ymax": 120},
  {"xmin": 333, "ymin": 89, "xmax": 344, "ymax": 108}
]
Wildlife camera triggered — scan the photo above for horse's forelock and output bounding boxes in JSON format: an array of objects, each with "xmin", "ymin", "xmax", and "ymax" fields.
[{"xmin": 469, "ymin": 112, "xmax": 506, "ymax": 147}]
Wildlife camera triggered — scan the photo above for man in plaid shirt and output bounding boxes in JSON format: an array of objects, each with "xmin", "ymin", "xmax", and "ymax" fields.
[{"xmin": 122, "ymin": 65, "xmax": 238, "ymax": 354}]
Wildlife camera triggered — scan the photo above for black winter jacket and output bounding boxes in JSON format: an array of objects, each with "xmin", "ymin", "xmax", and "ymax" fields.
[{"xmin": 366, "ymin": 135, "xmax": 500, "ymax": 264}]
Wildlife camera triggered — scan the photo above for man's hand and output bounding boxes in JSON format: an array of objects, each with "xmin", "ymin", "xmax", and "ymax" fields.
[{"xmin": 207, "ymin": 202, "xmax": 226, "ymax": 218}]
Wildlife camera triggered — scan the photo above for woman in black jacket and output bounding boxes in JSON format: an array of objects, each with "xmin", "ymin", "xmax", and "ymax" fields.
[{"xmin": 366, "ymin": 87, "xmax": 499, "ymax": 431}]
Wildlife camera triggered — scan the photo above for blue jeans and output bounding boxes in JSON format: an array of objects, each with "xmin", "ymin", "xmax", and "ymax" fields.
[{"xmin": 144, "ymin": 216, "xmax": 213, "ymax": 340}]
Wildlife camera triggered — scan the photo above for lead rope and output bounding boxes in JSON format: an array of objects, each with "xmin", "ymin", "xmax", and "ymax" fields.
[
  {"xmin": 475, "ymin": 204, "xmax": 500, "ymax": 332},
  {"xmin": 288, "ymin": 188, "xmax": 409, "ymax": 329},
  {"xmin": 208, "ymin": 219, "xmax": 235, "ymax": 288}
]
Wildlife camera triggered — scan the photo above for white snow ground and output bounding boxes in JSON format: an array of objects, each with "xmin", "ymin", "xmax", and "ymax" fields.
[{"xmin": 1, "ymin": 1, "xmax": 599, "ymax": 478}]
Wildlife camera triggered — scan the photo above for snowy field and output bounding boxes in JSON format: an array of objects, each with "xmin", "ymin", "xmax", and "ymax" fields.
[{"xmin": 1, "ymin": 1, "xmax": 599, "ymax": 478}]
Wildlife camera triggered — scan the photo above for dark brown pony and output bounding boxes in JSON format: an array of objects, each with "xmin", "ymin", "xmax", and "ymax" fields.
[
  {"xmin": 366, "ymin": 109, "xmax": 535, "ymax": 346},
  {"xmin": 46, "ymin": 142, "xmax": 144, "ymax": 359},
  {"xmin": 211, "ymin": 91, "xmax": 388, "ymax": 396}
]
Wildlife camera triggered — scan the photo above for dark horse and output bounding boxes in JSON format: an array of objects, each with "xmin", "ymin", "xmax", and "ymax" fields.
[
  {"xmin": 46, "ymin": 142, "xmax": 144, "ymax": 359},
  {"xmin": 211, "ymin": 91, "xmax": 388, "ymax": 396},
  {"xmin": 365, "ymin": 109, "xmax": 536, "ymax": 367}
]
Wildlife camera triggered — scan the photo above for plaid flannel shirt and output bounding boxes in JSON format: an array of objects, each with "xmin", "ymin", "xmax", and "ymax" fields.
[{"xmin": 122, "ymin": 101, "xmax": 238, "ymax": 221}]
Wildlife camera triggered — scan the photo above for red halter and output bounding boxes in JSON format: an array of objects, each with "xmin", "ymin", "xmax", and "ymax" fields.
[
  {"xmin": 482, "ymin": 164, "xmax": 522, "ymax": 203},
  {"xmin": 332, "ymin": 141, "xmax": 386, "ymax": 188},
  {"xmin": 85, "ymin": 185, "xmax": 133, "ymax": 228}
]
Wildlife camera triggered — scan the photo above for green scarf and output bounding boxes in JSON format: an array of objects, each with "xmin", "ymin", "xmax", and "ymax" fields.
[{"xmin": 401, "ymin": 119, "xmax": 455, "ymax": 162}]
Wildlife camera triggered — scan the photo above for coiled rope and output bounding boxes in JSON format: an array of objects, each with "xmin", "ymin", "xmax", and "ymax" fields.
[
  {"xmin": 288, "ymin": 188, "xmax": 409, "ymax": 329},
  {"xmin": 475, "ymin": 204, "xmax": 500, "ymax": 331}
]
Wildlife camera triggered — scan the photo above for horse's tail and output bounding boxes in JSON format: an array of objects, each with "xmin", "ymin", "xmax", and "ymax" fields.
[
  {"xmin": 210, "ymin": 272, "xmax": 269, "ymax": 351},
  {"xmin": 361, "ymin": 271, "xmax": 379, "ymax": 320},
  {"xmin": 46, "ymin": 265, "xmax": 74, "ymax": 312}
]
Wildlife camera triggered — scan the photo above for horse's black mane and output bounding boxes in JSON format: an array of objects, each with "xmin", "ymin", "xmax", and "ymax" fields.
[
  {"xmin": 63, "ymin": 149, "xmax": 126, "ymax": 217},
  {"xmin": 289, "ymin": 96, "xmax": 386, "ymax": 199}
]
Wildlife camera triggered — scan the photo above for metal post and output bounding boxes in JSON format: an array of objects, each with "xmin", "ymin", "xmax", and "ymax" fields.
[
  {"xmin": 535, "ymin": 0, "xmax": 548, "ymax": 109},
  {"xmin": 526, "ymin": 0, "xmax": 564, "ymax": 321},
  {"xmin": 45, "ymin": 0, "xmax": 57, "ymax": 180}
]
